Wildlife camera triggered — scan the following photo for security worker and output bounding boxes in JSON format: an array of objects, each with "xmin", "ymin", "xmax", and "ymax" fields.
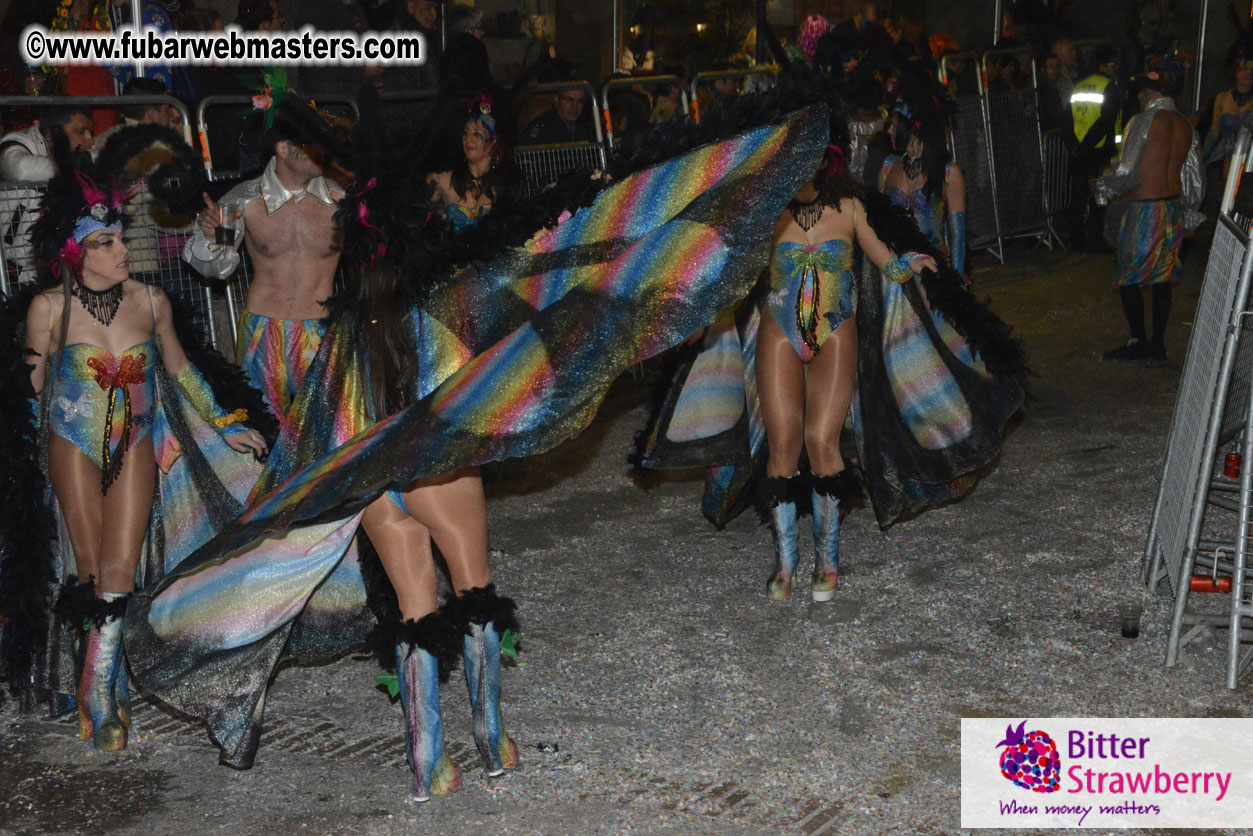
[{"xmin": 1066, "ymin": 47, "xmax": 1122, "ymax": 251}]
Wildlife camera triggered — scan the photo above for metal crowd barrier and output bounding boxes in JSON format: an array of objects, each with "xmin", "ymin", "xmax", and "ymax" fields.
[
  {"xmin": 599, "ymin": 74, "xmax": 688, "ymax": 148},
  {"xmin": 941, "ymin": 52, "xmax": 1003, "ymax": 262},
  {"xmin": 980, "ymin": 48, "xmax": 1054, "ymax": 248},
  {"xmin": 1143, "ymin": 127, "xmax": 1253, "ymax": 689},
  {"xmin": 688, "ymin": 68, "xmax": 775, "ymax": 124},
  {"xmin": 515, "ymin": 81, "xmax": 606, "ymax": 196},
  {"xmin": 1041, "ymin": 128, "xmax": 1071, "ymax": 226}
]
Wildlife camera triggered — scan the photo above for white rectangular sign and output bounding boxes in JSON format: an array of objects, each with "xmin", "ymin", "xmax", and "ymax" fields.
[{"xmin": 961, "ymin": 718, "xmax": 1253, "ymax": 828}]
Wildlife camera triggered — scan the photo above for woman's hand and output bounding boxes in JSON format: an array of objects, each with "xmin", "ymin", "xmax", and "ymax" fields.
[
  {"xmin": 225, "ymin": 427, "xmax": 268, "ymax": 458},
  {"xmin": 909, "ymin": 255, "xmax": 938, "ymax": 274}
]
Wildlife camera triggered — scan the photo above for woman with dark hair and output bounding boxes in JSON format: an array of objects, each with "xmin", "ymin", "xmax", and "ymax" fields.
[
  {"xmin": 6, "ymin": 125, "xmax": 267, "ymax": 749},
  {"xmin": 347, "ymin": 95, "xmax": 521, "ymax": 803},
  {"xmin": 1202, "ymin": 43, "xmax": 1253, "ymax": 177},
  {"xmin": 878, "ymin": 99, "xmax": 968, "ymax": 276},
  {"xmin": 426, "ymin": 97, "xmax": 510, "ymax": 229},
  {"xmin": 757, "ymin": 143, "xmax": 934, "ymax": 601}
]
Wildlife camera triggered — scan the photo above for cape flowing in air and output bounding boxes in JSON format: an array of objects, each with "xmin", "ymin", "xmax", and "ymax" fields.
[{"xmin": 124, "ymin": 107, "xmax": 830, "ymax": 766}]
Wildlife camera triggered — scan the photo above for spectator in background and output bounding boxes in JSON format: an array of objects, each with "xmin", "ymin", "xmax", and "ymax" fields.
[
  {"xmin": 0, "ymin": 106, "xmax": 94, "ymax": 286},
  {"xmin": 523, "ymin": 86, "xmax": 594, "ymax": 143},
  {"xmin": 701, "ymin": 60, "xmax": 743, "ymax": 121},
  {"xmin": 440, "ymin": 5, "xmax": 496, "ymax": 96},
  {"xmin": 832, "ymin": 2, "xmax": 883, "ymax": 47},
  {"xmin": 290, "ymin": 0, "xmax": 369, "ymax": 98},
  {"xmin": 0, "ymin": 106, "xmax": 94, "ymax": 182},
  {"xmin": 199, "ymin": 0, "xmax": 283, "ymax": 176},
  {"xmin": 1038, "ymin": 54, "xmax": 1067, "ymax": 133},
  {"xmin": 109, "ymin": 0, "xmax": 199, "ymax": 104},
  {"xmin": 648, "ymin": 74, "xmax": 684, "ymax": 123},
  {"xmin": 605, "ymin": 81, "xmax": 651, "ymax": 143},
  {"xmin": 1051, "ymin": 38, "xmax": 1079, "ymax": 111},
  {"xmin": 93, "ymin": 77, "xmax": 183, "ymax": 152},
  {"xmin": 383, "ymin": 0, "xmax": 442, "ymax": 128}
]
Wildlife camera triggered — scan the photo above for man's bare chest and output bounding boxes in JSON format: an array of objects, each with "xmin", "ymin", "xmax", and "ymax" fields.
[{"xmin": 244, "ymin": 200, "xmax": 341, "ymax": 258}]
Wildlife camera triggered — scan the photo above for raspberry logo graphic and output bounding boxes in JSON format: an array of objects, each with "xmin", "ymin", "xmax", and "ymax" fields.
[{"xmin": 996, "ymin": 721, "xmax": 1061, "ymax": 793}]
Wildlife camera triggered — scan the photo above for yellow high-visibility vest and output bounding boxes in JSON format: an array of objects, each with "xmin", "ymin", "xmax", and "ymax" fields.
[{"xmin": 1070, "ymin": 73, "xmax": 1122, "ymax": 148}]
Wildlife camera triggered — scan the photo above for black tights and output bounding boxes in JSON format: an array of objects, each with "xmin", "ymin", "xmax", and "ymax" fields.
[{"xmin": 1119, "ymin": 284, "xmax": 1172, "ymax": 344}]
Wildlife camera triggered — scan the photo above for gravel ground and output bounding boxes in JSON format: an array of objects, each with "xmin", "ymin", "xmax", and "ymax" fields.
[{"xmin": 3, "ymin": 238, "xmax": 1250, "ymax": 836}]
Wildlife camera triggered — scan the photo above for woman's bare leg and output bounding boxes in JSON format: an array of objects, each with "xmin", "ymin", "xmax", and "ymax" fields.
[
  {"xmin": 755, "ymin": 311, "xmax": 807, "ymax": 478},
  {"xmin": 802, "ymin": 318, "xmax": 857, "ymax": 476},
  {"xmin": 400, "ymin": 467, "xmax": 491, "ymax": 594},
  {"xmin": 361, "ymin": 497, "xmax": 438, "ymax": 621},
  {"xmin": 97, "ymin": 436, "xmax": 156, "ymax": 594},
  {"xmin": 47, "ymin": 435, "xmax": 104, "ymax": 586}
]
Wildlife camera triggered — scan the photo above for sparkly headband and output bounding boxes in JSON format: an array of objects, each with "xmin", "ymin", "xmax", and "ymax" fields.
[
  {"xmin": 470, "ymin": 98, "xmax": 496, "ymax": 135},
  {"xmin": 71, "ymin": 203, "xmax": 122, "ymax": 242}
]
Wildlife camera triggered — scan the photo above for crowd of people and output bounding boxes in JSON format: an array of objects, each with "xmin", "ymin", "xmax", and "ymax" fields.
[{"xmin": 0, "ymin": 0, "xmax": 1238, "ymax": 812}]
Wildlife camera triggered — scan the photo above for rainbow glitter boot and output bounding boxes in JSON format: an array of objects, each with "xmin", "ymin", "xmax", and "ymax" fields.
[
  {"xmin": 810, "ymin": 472, "xmax": 861, "ymax": 602},
  {"xmin": 760, "ymin": 475, "xmax": 801, "ymax": 600},
  {"xmin": 395, "ymin": 612, "xmax": 462, "ymax": 802},
  {"xmin": 458, "ymin": 586, "xmax": 520, "ymax": 777},
  {"xmin": 76, "ymin": 592, "xmax": 130, "ymax": 750}
]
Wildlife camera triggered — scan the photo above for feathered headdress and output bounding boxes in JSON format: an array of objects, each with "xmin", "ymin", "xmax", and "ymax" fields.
[{"xmin": 251, "ymin": 67, "xmax": 353, "ymax": 168}]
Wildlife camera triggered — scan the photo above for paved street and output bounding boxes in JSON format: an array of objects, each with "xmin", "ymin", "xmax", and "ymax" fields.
[{"xmin": 3, "ymin": 238, "xmax": 1250, "ymax": 836}]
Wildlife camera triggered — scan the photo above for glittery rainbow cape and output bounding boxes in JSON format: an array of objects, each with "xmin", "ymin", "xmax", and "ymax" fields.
[
  {"xmin": 123, "ymin": 107, "xmax": 828, "ymax": 766},
  {"xmin": 636, "ymin": 191, "xmax": 1027, "ymax": 529}
]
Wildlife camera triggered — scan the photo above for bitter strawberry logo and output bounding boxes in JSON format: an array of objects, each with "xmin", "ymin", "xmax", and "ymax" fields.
[{"xmin": 996, "ymin": 721, "xmax": 1061, "ymax": 793}]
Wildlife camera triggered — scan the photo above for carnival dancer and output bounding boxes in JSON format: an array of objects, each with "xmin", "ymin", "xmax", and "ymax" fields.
[
  {"xmin": 1201, "ymin": 42, "xmax": 1253, "ymax": 179},
  {"xmin": 755, "ymin": 147, "xmax": 936, "ymax": 600},
  {"xmin": 353, "ymin": 97, "xmax": 520, "ymax": 800},
  {"xmin": 635, "ymin": 55, "xmax": 1026, "ymax": 596},
  {"xmin": 1095, "ymin": 57, "xmax": 1203, "ymax": 363},
  {"xmin": 123, "ymin": 85, "xmax": 830, "ymax": 799},
  {"xmin": 878, "ymin": 95, "xmax": 968, "ymax": 277},
  {"xmin": 184, "ymin": 73, "xmax": 346, "ymax": 428},
  {"xmin": 0, "ymin": 124, "xmax": 269, "ymax": 746}
]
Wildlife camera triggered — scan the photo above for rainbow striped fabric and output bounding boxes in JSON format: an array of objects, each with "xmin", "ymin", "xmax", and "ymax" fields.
[{"xmin": 124, "ymin": 107, "xmax": 830, "ymax": 767}]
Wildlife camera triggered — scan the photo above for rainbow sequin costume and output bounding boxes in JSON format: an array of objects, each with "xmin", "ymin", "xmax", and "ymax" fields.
[
  {"xmin": 123, "ymin": 109, "xmax": 830, "ymax": 769},
  {"xmin": 766, "ymin": 238, "xmax": 855, "ymax": 362},
  {"xmin": 637, "ymin": 189, "xmax": 1026, "ymax": 529},
  {"xmin": 49, "ymin": 342, "xmax": 156, "ymax": 479}
]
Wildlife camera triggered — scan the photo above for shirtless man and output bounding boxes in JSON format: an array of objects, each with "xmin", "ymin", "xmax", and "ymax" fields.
[
  {"xmin": 184, "ymin": 114, "xmax": 342, "ymax": 423},
  {"xmin": 1095, "ymin": 58, "xmax": 1203, "ymax": 363}
]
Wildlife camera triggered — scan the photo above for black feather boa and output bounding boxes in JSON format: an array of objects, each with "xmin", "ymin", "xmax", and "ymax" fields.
[{"xmin": 0, "ymin": 285, "xmax": 56, "ymax": 704}]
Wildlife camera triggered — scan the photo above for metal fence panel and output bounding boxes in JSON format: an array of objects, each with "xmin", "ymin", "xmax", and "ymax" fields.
[
  {"xmin": 948, "ymin": 96, "xmax": 1000, "ymax": 251},
  {"xmin": 0, "ymin": 181, "xmax": 41, "ymax": 294},
  {"xmin": 983, "ymin": 87, "xmax": 1046, "ymax": 237},
  {"xmin": 1041, "ymin": 128, "xmax": 1070, "ymax": 218},
  {"xmin": 1148, "ymin": 217, "xmax": 1252, "ymax": 594},
  {"xmin": 513, "ymin": 143, "xmax": 605, "ymax": 196}
]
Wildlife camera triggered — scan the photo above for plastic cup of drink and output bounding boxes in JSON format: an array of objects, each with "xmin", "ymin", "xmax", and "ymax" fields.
[
  {"xmin": 216, "ymin": 203, "xmax": 238, "ymax": 245},
  {"xmin": 1117, "ymin": 604, "xmax": 1143, "ymax": 639}
]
